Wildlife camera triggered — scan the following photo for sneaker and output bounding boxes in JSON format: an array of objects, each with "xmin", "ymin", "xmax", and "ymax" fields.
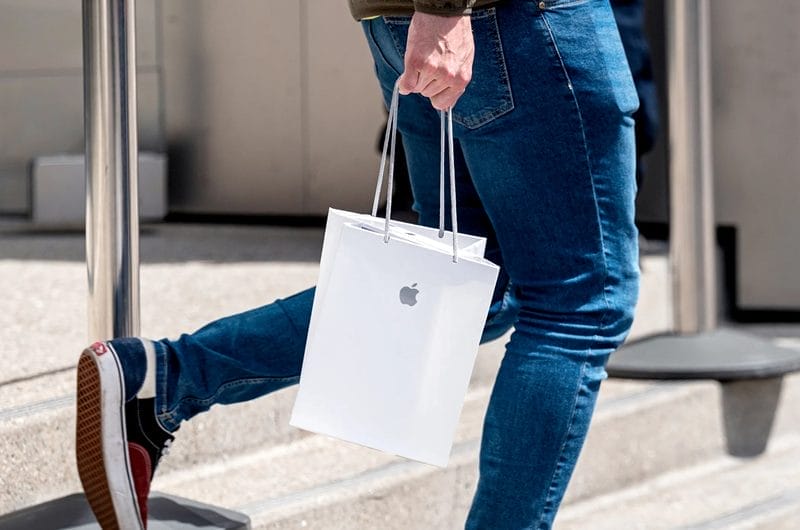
[{"xmin": 76, "ymin": 341, "xmax": 174, "ymax": 529}]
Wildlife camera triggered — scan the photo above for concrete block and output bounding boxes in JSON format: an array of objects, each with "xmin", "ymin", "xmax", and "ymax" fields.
[{"xmin": 31, "ymin": 153, "xmax": 167, "ymax": 224}]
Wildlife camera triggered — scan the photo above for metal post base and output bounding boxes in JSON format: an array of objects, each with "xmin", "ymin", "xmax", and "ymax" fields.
[
  {"xmin": 608, "ymin": 328, "xmax": 800, "ymax": 457},
  {"xmin": 608, "ymin": 328, "xmax": 800, "ymax": 381},
  {"xmin": 721, "ymin": 377, "xmax": 783, "ymax": 457},
  {"xmin": 0, "ymin": 492, "xmax": 250, "ymax": 530}
]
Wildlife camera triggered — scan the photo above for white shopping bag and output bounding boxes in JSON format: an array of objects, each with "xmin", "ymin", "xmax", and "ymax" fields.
[{"xmin": 290, "ymin": 84, "xmax": 499, "ymax": 467}]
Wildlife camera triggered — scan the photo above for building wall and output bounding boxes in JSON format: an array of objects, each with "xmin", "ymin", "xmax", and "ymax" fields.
[
  {"xmin": 0, "ymin": 0, "xmax": 162, "ymax": 215},
  {"xmin": 160, "ymin": 1, "xmax": 384, "ymax": 216},
  {"xmin": 709, "ymin": 0, "xmax": 800, "ymax": 309},
  {"xmin": 635, "ymin": 0, "xmax": 800, "ymax": 309},
  {"xmin": 0, "ymin": 0, "xmax": 384, "ymax": 217}
]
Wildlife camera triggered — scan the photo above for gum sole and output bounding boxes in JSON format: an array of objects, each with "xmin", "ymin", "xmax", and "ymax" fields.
[{"xmin": 76, "ymin": 351, "xmax": 121, "ymax": 529}]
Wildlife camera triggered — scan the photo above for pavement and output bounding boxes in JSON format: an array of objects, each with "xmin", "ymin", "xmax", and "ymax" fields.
[{"xmin": 0, "ymin": 221, "xmax": 325, "ymax": 386}]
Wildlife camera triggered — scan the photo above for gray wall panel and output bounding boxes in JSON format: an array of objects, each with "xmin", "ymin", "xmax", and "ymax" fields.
[
  {"xmin": 710, "ymin": 0, "xmax": 800, "ymax": 308},
  {"xmin": 0, "ymin": 73, "xmax": 162, "ymax": 213},
  {"xmin": 0, "ymin": 0, "xmax": 161, "ymax": 214},
  {"xmin": 304, "ymin": 1, "xmax": 384, "ymax": 214},
  {"xmin": 0, "ymin": 170, "xmax": 28, "ymax": 214},
  {"xmin": 0, "ymin": 72, "xmax": 161, "ymax": 164},
  {"xmin": 631, "ymin": 1, "xmax": 800, "ymax": 309},
  {"xmin": 0, "ymin": 0, "xmax": 157, "ymax": 72},
  {"xmin": 161, "ymin": 1, "xmax": 304, "ymax": 215}
]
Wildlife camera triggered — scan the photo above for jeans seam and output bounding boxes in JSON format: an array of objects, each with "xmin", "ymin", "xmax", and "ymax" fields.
[
  {"xmin": 535, "ymin": 357, "xmax": 588, "ymax": 529},
  {"xmin": 155, "ymin": 341, "xmax": 168, "ymax": 415},
  {"xmin": 368, "ymin": 20, "xmax": 402, "ymax": 77},
  {"xmin": 176, "ymin": 376, "xmax": 300, "ymax": 406},
  {"xmin": 153, "ymin": 341, "xmax": 177, "ymax": 431},
  {"xmin": 158, "ymin": 375, "xmax": 300, "ymax": 427},
  {"xmin": 455, "ymin": 8, "xmax": 515, "ymax": 129},
  {"xmin": 540, "ymin": 12, "xmax": 613, "ymax": 327}
]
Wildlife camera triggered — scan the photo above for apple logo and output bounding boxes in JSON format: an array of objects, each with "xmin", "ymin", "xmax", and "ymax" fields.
[{"xmin": 399, "ymin": 283, "xmax": 420, "ymax": 306}]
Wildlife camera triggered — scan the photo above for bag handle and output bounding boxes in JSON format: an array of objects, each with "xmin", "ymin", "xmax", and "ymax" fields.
[{"xmin": 371, "ymin": 81, "xmax": 460, "ymax": 263}]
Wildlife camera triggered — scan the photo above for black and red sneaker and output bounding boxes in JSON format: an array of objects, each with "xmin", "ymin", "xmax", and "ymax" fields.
[
  {"xmin": 76, "ymin": 341, "xmax": 174, "ymax": 529},
  {"xmin": 125, "ymin": 397, "xmax": 174, "ymax": 526}
]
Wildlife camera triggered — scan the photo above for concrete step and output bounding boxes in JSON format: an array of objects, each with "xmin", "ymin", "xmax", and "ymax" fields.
[
  {"xmin": 555, "ymin": 433, "xmax": 800, "ymax": 530},
  {"xmin": 150, "ymin": 367, "xmax": 800, "ymax": 530},
  {"xmin": 718, "ymin": 492, "xmax": 800, "ymax": 530},
  {"xmin": 151, "ymin": 380, "xmax": 655, "ymax": 529},
  {"xmin": 0, "ymin": 336, "xmax": 505, "ymax": 516},
  {"xmin": 5, "ymin": 343, "xmax": 797, "ymax": 525}
]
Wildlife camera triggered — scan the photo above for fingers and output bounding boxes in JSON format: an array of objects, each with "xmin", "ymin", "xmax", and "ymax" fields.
[
  {"xmin": 397, "ymin": 69, "xmax": 419, "ymax": 95},
  {"xmin": 429, "ymin": 86, "xmax": 465, "ymax": 111},
  {"xmin": 419, "ymin": 77, "xmax": 450, "ymax": 99},
  {"xmin": 399, "ymin": 70, "xmax": 466, "ymax": 111},
  {"xmin": 398, "ymin": 60, "xmax": 471, "ymax": 109}
]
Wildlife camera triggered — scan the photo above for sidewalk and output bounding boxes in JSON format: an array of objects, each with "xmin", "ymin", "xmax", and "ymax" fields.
[{"xmin": 0, "ymin": 222, "xmax": 324, "ymax": 386}]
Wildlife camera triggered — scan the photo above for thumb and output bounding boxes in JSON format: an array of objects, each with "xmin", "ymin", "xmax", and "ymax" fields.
[{"xmin": 397, "ymin": 69, "xmax": 418, "ymax": 95}]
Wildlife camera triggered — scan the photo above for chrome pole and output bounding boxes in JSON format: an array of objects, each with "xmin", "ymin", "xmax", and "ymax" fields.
[
  {"xmin": 83, "ymin": 0, "xmax": 140, "ymax": 341},
  {"xmin": 667, "ymin": 0, "xmax": 717, "ymax": 334}
]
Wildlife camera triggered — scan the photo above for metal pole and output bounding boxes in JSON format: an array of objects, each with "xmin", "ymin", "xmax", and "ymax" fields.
[
  {"xmin": 83, "ymin": 0, "xmax": 140, "ymax": 341},
  {"xmin": 667, "ymin": 0, "xmax": 717, "ymax": 334}
]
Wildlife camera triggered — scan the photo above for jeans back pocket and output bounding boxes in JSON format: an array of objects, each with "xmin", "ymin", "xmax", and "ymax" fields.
[{"xmin": 384, "ymin": 8, "xmax": 514, "ymax": 130}]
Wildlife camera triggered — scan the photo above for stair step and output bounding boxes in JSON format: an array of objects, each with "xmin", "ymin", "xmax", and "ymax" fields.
[
  {"xmin": 0, "ymin": 338, "xmax": 505, "ymax": 515},
  {"xmin": 4, "ymin": 352, "xmax": 797, "ymax": 521},
  {"xmin": 709, "ymin": 490, "xmax": 800, "ymax": 530},
  {"xmin": 556, "ymin": 434, "xmax": 800, "ymax": 530},
  {"xmin": 151, "ymin": 376, "xmax": 733, "ymax": 529}
]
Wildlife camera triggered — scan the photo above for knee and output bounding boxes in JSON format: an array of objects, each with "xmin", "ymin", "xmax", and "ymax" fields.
[{"xmin": 512, "ymin": 271, "xmax": 639, "ymax": 354}]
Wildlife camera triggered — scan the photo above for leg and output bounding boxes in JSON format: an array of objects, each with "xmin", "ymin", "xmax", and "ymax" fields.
[
  {"xmin": 363, "ymin": 0, "xmax": 640, "ymax": 526},
  {"xmin": 76, "ymin": 288, "xmax": 314, "ymax": 528},
  {"xmin": 97, "ymin": 287, "xmax": 315, "ymax": 427},
  {"xmin": 462, "ymin": 2, "xmax": 640, "ymax": 526},
  {"xmin": 152, "ymin": 287, "xmax": 314, "ymax": 431}
]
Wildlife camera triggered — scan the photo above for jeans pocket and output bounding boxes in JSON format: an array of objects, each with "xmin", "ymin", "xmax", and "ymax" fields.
[{"xmin": 384, "ymin": 8, "xmax": 514, "ymax": 129}]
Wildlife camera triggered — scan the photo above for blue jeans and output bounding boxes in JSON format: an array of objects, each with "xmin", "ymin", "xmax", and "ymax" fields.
[{"xmin": 114, "ymin": 1, "xmax": 639, "ymax": 527}]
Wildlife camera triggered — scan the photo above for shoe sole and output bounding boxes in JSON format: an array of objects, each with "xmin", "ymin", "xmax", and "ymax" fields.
[{"xmin": 76, "ymin": 345, "xmax": 144, "ymax": 529}]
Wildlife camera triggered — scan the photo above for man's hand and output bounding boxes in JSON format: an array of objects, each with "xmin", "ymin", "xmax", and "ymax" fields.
[{"xmin": 397, "ymin": 13, "xmax": 474, "ymax": 111}]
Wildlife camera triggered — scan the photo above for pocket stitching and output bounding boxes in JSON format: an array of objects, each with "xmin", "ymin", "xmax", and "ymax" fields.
[
  {"xmin": 541, "ymin": 0, "xmax": 592, "ymax": 9},
  {"xmin": 369, "ymin": 19, "xmax": 403, "ymax": 76},
  {"xmin": 454, "ymin": 8, "xmax": 514, "ymax": 129},
  {"xmin": 383, "ymin": 15, "xmax": 411, "ymax": 26}
]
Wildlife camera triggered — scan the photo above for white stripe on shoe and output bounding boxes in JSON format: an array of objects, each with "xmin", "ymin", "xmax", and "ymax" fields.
[{"xmin": 76, "ymin": 342, "xmax": 144, "ymax": 530}]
